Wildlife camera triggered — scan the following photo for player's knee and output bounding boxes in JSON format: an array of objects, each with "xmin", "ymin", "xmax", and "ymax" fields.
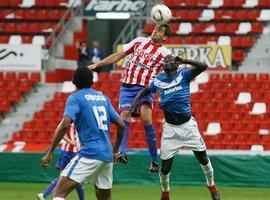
[
  {"xmin": 161, "ymin": 166, "xmax": 171, "ymax": 175},
  {"xmin": 198, "ymin": 155, "xmax": 209, "ymax": 165}
]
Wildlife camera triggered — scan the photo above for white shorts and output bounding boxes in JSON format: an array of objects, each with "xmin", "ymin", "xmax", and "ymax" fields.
[
  {"xmin": 160, "ymin": 117, "xmax": 206, "ymax": 160},
  {"xmin": 61, "ymin": 155, "xmax": 113, "ymax": 189}
]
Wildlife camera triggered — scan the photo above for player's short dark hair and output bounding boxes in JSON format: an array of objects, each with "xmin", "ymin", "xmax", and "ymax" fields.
[
  {"xmin": 159, "ymin": 23, "xmax": 172, "ymax": 37},
  {"xmin": 72, "ymin": 67, "xmax": 93, "ymax": 89}
]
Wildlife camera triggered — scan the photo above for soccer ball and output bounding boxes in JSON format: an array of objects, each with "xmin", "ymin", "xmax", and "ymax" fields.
[{"xmin": 150, "ymin": 4, "xmax": 172, "ymax": 25}]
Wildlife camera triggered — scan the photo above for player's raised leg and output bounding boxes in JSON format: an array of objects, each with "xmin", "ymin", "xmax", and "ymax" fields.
[
  {"xmin": 141, "ymin": 103, "xmax": 158, "ymax": 172},
  {"xmin": 193, "ymin": 150, "xmax": 220, "ymax": 200},
  {"xmin": 159, "ymin": 158, "xmax": 174, "ymax": 200},
  {"xmin": 117, "ymin": 110, "xmax": 131, "ymax": 164}
]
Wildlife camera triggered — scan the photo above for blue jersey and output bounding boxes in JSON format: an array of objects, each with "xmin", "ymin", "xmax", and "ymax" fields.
[
  {"xmin": 149, "ymin": 69, "xmax": 193, "ymax": 115},
  {"xmin": 64, "ymin": 88, "xmax": 120, "ymax": 162}
]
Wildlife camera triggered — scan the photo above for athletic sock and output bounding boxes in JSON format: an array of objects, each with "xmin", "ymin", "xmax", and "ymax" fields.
[
  {"xmin": 43, "ymin": 177, "xmax": 59, "ymax": 198},
  {"xmin": 119, "ymin": 120, "xmax": 130, "ymax": 154},
  {"xmin": 159, "ymin": 169, "xmax": 170, "ymax": 192},
  {"xmin": 52, "ymin": 198, "xmax": 65, "ymax": 200},
  {"xmin": 200, "ymin": 160, "xmax": 214, "ymax": 186},
  {"xmin": 144, "ymin": 124, "xmax": 158, "ymax": 162},
  {"xmin": 75, "ymin": 183, "xmax": 85, "ymax": 200}
]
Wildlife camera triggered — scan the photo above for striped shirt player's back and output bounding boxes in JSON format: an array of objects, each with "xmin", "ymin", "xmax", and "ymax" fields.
[
  {"xmin": 122, "ymin": 37, "xmax": 171, "ymax": 86},
  {"xmin": 61, "ymin": 123, "xmax": 80, "ymax": 153}
]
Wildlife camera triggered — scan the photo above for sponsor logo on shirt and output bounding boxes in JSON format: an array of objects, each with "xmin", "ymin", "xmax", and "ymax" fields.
[
  {"xmin": 164, "ymin": 85, "xmax": 182, "ymax": 95},
  {"xmin": 84, "ymin": 94, "xmax": 106, "ymax": 101}
]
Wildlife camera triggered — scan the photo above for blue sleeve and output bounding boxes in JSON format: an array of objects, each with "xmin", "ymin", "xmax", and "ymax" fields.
[
  {"xmin": 64, "ymin": 95, "xmax": 80, "ymax": 122},
  {"xmin": 149, "ymin": 80, "xmax": 157, "ymax": 93},
  {"xmin": 108, "ymin": 101, "xmax": 120, "ymax": 122},
  {"xmin": 181, "ymin": 69, "xmax": 193, "ymax": 82}
]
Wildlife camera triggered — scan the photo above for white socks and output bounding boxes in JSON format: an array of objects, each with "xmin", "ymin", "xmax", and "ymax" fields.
[
  {"xmin": 53, "ymin": 198, "xmax": 65, "ymax": 200},
  {"xmin": 200, "ymin": 160, "xmax": 214, "ymax": 186},
  {"xmin": 159, "ymin": 169, "xmax": 170, "ymax": 192}
]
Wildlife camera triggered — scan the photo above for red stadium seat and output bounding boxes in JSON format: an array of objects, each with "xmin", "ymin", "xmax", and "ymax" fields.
[
  {"xmin": 258, "ymin": 0, "xmax": 270, "ymax": 7},
  {"xmin": 18, "ymin": 72, "xmax": 29, "ymax": 80},
  {"xmin": 36, "ymin": 131, "xmax": 50, "ymax": 143},
  {"xmin": 0, "ymin": 100, "xmax": 11, "ymax": 112},
  {"xmin": 30, "ymin": 73, "xmax": 41, "ymax": 83},
  {"xmin": 33, "ymin": 111, "xmax": 44, "ymax": 121},
  {"xmin": 258, "ymin": 74, "xmax": 270, "ymax": 82},
  {"xmin": 232, "ymin": 50, "xmax": 245, "ymax": 62},
  {"xmin": 23, "ymin": 121, "xmax": 34, "ymax": 132},
  {"xmin": 19, "ymin": 80, "xmax": 32, "ymax": 92},
  {"xmin": 251, "ymin": 22, "xmax": 263, "ymax": 33},
  {"xmin": 43, "ymin": 111, "xmax": 58, "ymax": 121},
  {"xmin": 8, "ymin": 91, "xmax": 21, "ymax": 103},
  {"xmin": 6, "ymin": 72, "xmax": 17, "ymax": 81},
  {"xmin": 43, "ymin": 101, "xmax": 54, "ymax": 110},
  {"xmin": 0, "ymin": 36, "xmax": 9, "ymax": 43}
]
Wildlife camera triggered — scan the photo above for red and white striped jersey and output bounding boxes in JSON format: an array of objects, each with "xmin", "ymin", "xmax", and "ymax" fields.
[
  {"xmin": 61, "ymin": 123, "xmax": 80, "ymax": 153},
  {"xmin": 122, "ymin": 37, "xmax": 171, "ymax": 86}
]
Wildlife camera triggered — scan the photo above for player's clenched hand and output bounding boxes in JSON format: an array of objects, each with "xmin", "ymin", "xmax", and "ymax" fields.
[
  {"xmin": 41, "ymin": 154, "xmax": 52, "ymax": 168},
  {"xmin": 88, "ymin": 63, "xmax": 97, "ymax": 70}
]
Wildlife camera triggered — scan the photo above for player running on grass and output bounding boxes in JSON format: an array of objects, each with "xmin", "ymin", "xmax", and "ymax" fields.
[
  {"xmin": 41, "ymin": 67, "xmax": 125, "ymax": 200},
  {"xmin": 88, "ymin": 24, "xmax": 172, "ymax": 172},
  {"xmin": 130, "ymin": 55, "xmax": 221, "ymax": 200},
  {"xmin": 37, "ymin": 124, "xmax": 85, "ymax": 200}
]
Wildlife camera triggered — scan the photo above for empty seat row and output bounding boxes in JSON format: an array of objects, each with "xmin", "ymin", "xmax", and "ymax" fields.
[
  {"xmin": 0, "ymin": 35, "xmax": 46, "ymax": 45},
  {"xmin": 209, "ymin": 73, "xmax": 270, "ymax": 82},
  {"xmin": 0, "ymin": 9, "xmax": 69, "ymax": 21},
  {"xmin": 172, "ymin": 9, "xmax": 269, "ymax": 21},
  {"xmin": 166, "ymin": 36, "xmax": 254, "ymax": 48},
  {"xmin": 199, "ymin": 82, "xmax": 270, "ymax": 92},
  {"xmin": 0, "ymin": 72, "xmax": 41, "ymax": 83},
  {"xmin": 164, "ymin": 0, "xmax": 270, "ymax": 8},
  {"xmin": 0, "ymin": 0, "xmax": 70, "ymax": 7},
  {"xmin": 0, "ymin": 22, "xmax": 61, "ymax": 34}
]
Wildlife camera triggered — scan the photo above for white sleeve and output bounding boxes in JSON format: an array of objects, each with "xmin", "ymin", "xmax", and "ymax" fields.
[{"xmin": 122, "ymin": 37, "xmax": 144, "ymax": 54}]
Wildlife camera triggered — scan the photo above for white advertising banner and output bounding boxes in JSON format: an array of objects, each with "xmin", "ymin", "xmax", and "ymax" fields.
[{"xmin": 0, "ymin": 44, "xmax": 42, "ymax": 71}]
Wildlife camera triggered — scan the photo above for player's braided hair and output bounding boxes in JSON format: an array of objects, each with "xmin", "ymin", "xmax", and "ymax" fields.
[{"xmin": 72, "ymin": 67, "xmax": 93, "ymax": 89}]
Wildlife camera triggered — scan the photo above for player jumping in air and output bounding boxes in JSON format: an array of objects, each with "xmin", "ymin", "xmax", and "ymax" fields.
[
  {"xmin": 41, "ymin": 67, "xmax": 125, "ymax": 200},
  {"xmin": 88, "ymin": 24, "xmax": 172, "ymax": 172},
  {"xmin": 130, "ymin": 55, "xmax": 221, "ymax": 200}
]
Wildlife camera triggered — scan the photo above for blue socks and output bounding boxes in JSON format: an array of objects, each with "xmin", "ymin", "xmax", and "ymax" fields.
[
  {"xmin": 75, "ymin": 184, "xmax": 85, "ymax": 200},
  {"xmin": 43, "ymin": 177, "xmax": 85, "ymax": 200},
  {"xmin": 43, "ymin": 177, "xmax": 59, "ymax": 198},
  {"xmin": 144, "ymin": 124, "xmax": 158, "ymax": 162},
  {"xmin": 119, "ymin": 120, "xmax": 130, "ymax": 154},
  {"xmin": 119, "ymin": 121, "xmax": 158, "ymax": 163}
]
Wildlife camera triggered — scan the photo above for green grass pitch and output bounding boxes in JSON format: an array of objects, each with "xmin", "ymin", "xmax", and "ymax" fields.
[{"xmin": 0, "ymin": 182, "xmax": 269, "ymax": 200}]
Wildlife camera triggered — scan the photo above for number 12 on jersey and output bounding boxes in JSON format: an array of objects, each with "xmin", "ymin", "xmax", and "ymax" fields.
[{"xmin": 93, "ymin": 106, "xmax": 108, "ymax": 131}]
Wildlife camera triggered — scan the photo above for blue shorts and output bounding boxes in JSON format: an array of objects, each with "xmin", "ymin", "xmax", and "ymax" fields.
[
  {"xmin": 119, "ymin": 84, "xmax": 154, "ymax": 117},
  {"xmin": 55, "ymin": 151, "xmax": 76, "ymax": 170}
]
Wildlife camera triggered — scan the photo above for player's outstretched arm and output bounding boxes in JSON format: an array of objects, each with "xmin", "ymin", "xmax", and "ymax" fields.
[
  {"xmin": 182, "ymin": 59, "xmax": 208, "ymax": 78},
  {"xmin": 113, "ymin": 119, "xmax": 125, "ymax": 162},
  {"xmin": 88, "ymin": 51, "xmax": 127, "ymax": 70},
  {"xmin": 41, "ymin": 117, "xmax": 72, "ymax": 167},
  {"xmin": 130, "ymin": 87, "xmax": 152, "ymax": 114}
]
